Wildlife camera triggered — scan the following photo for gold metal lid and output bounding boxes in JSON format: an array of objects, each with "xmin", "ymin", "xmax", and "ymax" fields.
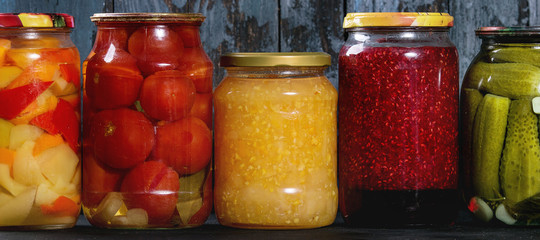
[
  {"xmin": 90, "ymin": 13, "xmax": 205, "ymax": 24},
  {"xmin": 220, "ymin": 52, "xmax": 331, "ymax": 67},
  {"xmin": 343, "ymin": 12, "xmax": 454, "ymax": 28}
]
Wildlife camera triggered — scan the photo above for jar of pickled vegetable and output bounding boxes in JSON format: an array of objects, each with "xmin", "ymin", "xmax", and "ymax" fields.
[
  {"xmin": 338, "ymin": 13, "xmax": 459, "ymax": 226},
  {"xmin": 0, "ymin": 13, "xmax": 81, "ymax": 230},
  {"xmin": 82, "ymin": 13, "xmax": 213, "ymax": 229},
  {"xmin": 462, "ymin": 27, "xmax": 540, "ymax": 225},
  {"xmin": 214, "ymin": 52, "xmax": 338, "ymax": 229}
]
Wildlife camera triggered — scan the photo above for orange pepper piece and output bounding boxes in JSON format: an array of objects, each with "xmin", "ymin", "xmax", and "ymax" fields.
[
  {"xmin": 32, "ymin": 133, "xmax": 64, "ymax": 156},
  {"xmin": 0, "ymin": 39, "xmax": 11, "ymax": 66},
  {"xmin": 41, "ymin": 48, "xmax": 79, "ymax": 65},
  {"xmin": 6, "ymin": 48, "xmax": 41, "ymax": 69},
  {"xmin": 0, "ymin": 148, "xmax": 15, "ymax": 176},
  {"xmin": 6, "ymin": 59, "xmax": 58, "ymax": 89},
  {"xmin": 40, "ymin": 195, "xmax": 80, "ymax": 217}
]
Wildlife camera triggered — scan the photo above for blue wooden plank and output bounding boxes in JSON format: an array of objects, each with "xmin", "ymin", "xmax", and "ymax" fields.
[
  {"xmin": 280, "ymin": 0, "xmax": 344, "ymax": 87},
  {"xmin": 346, "ymin": 0, "xmax": 449, "ymax": 12},
  {"xmin": 0, "ymin": 0, "xmax": 111, "ymax": 62},
  {"xmin": 450, "ymin": 0, "xmax": 540, "ymax": 83},
  {"xmin": 195, "ymin": 0, "xmax": 280, "ymax": 86}
]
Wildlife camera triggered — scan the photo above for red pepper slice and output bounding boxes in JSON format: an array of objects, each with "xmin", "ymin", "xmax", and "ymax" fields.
[
  {"xmin": 30, "ymin": 99, "xmax": 79, "ymax": 151},
  {"xmin": 59, "ymin": 63, "xmax": 80, "ymax": 89},
  {"xmin": 0, "ymin": 81, "xmax": 53, "ymax": 120}
]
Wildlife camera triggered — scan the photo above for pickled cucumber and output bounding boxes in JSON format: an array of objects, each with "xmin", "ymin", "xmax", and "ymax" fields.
[
  {"xmin": 490, "ymin": 47, "xmax": 540, "ymax": 67},
  {"xmin": 467, "ymin": 62, "xmax": 540, "ymax": 99},
  {"xmin": 472, "ymin": 94, "xmax": 510, "ymax": 199},
  {"xmin": 500, "ymin": 99, "xmax": 540, "ymax": 204},
  {"xmin": 461, "ymin": 88, "xmax": 484, "ymax": 192}
]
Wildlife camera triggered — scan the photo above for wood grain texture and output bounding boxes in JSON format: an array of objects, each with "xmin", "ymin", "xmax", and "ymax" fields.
[
  {"xmin": 280, "ymin": 0, "xmax": 344, "ymax": 86},
  {"xmin": 114, "ymin": 0, "xmax": 188, "ymax": 12},
  {"xmin": 346, "ymin": 0, "xmax": 448, "ymax": 12},
  {"xmin": 451, "ymin": 0, "xmax": 540, "ymax": 83},
  {"xmin": 197, "ymin": 0, "xmax": 279, "ymax": 86},
  {"xmin": 0, "ymin": 0, "xmax": 538, "ymax": 88},
  {"xmin": 0, "ymin": 0, "xmax": 110, "ymax": 61}
]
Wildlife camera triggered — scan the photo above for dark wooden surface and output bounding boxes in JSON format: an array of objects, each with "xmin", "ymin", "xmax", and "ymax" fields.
[
  {"xmin": 1, "ymin": 213, "xmax": 540, "ymax": 239},
  {"xmin": 1, "ymin": 0, "xmax": 538, "ymax": 87}
]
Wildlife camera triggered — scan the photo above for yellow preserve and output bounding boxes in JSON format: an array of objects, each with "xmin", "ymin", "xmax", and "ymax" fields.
[{"xmin": 214, "ymin": 53, "xmax": 338, "ymax": 229}]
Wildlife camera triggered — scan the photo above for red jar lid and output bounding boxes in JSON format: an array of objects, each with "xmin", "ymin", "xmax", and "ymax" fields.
[{"xmin": 0, "ymin": 13, "xmax": 74, "ymax": 28}]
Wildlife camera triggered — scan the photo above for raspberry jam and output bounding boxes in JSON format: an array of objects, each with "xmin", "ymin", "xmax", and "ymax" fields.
[{"xmin": 338, "ymin": 21, "xmax": 459, "ymax": 225}]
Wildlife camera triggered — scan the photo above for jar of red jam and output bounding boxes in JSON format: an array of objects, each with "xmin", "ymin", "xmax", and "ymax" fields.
[
  {"xmin": 462, "ymin": 27, "xmax": 540, "ymax": 225},
  {"xmin": 0, "ymin": 13, "xmax": 81, "ymax": 230},
  {"xmin": 82, "ymin": 13, "xmax": 213, "ymax": 229},
  {"xmin": 338, "ymin": 12, "xmax": 459, "ymax": 226}
]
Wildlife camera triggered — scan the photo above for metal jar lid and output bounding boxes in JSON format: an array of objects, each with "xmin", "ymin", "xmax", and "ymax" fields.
[
  {"xmin": 90, "ymin": 13, "xmax": 205, "ymax": 24},
  {"xmin": 476, "ymin": 26, "xmax": 540, "ymax": 36},
  {"xmin": 343, "ymin": 12, "xmax": 454, "ymax": 28},
  {"xmin": 220, "ymin": 52, "xmax": 331, "ymax": 67},
  {"xmin": 0, "ymin": 13, "xmax": 74, "ymax": 28}
]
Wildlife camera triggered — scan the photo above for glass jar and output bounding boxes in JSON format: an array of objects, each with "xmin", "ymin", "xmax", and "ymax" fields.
[
  {"xmin": 214, "ymin": 53, "xmax": 338, "ymax": 229},
  {"xmin": 0, "ymin": 13, "xmax": 81, "ymax": 230},
  {"xmin": 462, "ymin": 27, "xmax": 540, "ymax": 225},
  {"xmin": 338, "ymin": 13, "xmax": 459, "ymax": 226},
  {"xmin": 82, "ymin": 13, "xmax": 213, "ymax": 229}
]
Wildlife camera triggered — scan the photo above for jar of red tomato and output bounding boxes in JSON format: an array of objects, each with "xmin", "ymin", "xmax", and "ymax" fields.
[
  {"xmin": 338, "ymin": 12, "xmax": 459, "ymax": 226},
  {"xmin": 0, "ymin": 13, "xmax": 81, "ymax": 230},
  {"xmin": 82, "ymin": 13, "xmax": 213, "ymax": 228}
]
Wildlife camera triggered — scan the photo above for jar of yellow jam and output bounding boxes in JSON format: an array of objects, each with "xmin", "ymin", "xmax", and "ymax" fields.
[{"xmin": 214, "ymin": 52, "xmax": 338, "ymax": 229}]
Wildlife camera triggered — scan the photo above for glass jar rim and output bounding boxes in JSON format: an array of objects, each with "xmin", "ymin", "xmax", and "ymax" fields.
[
  {"xmin": 345, "ymin": 26, "xmax": 451, "ymax": 32},
  {"xmin": 220, "ymin": 52, "xmax": 330, "ymax": 67},
  {"xmin": 90, "ymin": 13, "xmax": 205, "ymax": 24}
]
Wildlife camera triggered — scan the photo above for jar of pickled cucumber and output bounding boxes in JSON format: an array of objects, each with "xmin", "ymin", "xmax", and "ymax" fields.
[
  {"xmin": 0, "ymin": 13, "xmax": 81, "ymax": 230},
  {"xmin": 462, "ymin": 27, "xmax": 540, "ymax": 225},
  {"xmin": 339, "ymin": 12, "xmax": 459, "ymax": 226},
  {"xmin": 82, "ymin": 13, "xmax": 213, "ymax": 229},
  {"xmin": 214, "ymin": 52, "xmax": 338, "ymax": 229}
]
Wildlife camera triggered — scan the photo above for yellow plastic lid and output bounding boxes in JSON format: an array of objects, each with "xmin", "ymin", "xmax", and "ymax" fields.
[{"xmin": 343, "ymin": 12, "xmax": 454, "ymax": 28}]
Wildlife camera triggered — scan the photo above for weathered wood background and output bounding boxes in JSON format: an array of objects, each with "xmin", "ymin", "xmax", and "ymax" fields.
[{"xmin": 1, "ymin": 0, "xmax": 538, "ymax": 88}]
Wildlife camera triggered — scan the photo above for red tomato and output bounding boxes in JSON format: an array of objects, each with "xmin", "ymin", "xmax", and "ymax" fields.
[
  {"xmin": 189, "ymin": 93, "xmax": 212, "ymax": 129},
  {"xmin": 82, "ymin": 93, "xmax": 95, "ymax": 143},
  {"xmin": 177, "ymin": 48, "xmax": 213, "ymax": 93},
  {"xmin": 128, "ymin": 25, "xmax": 183, "ymax": 75},
  {"xmin": 82, "ymin": 147, "xmax": 124, "ymax": 208},
  {"xmin": 154, "ymin": 117, "xmax": 212, "ymax": 175},
  {"xmin": 174, "ymin": 25, "xmax": 201, "ymax": 48},
  {"xmin": 91, "ymin": 108, "xmax": 154, "ymax": 169},
  {"xmin": 121, "ymin": 161, "xmax": 179, "ymax": 224},
  {"xmin": 85, "ymin": 48, "xmax": 143, "ymax": 110},
  {"xmin": 139, "ymin": 70, "xmax": 196, "ymax": 121},
  {"xmin": 188, "ymin": 170, "xmax": 212, "ymax": 225},
  {"xmin": 92, "ymin": 27, "xmax": 130, "ymax": 53}
]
